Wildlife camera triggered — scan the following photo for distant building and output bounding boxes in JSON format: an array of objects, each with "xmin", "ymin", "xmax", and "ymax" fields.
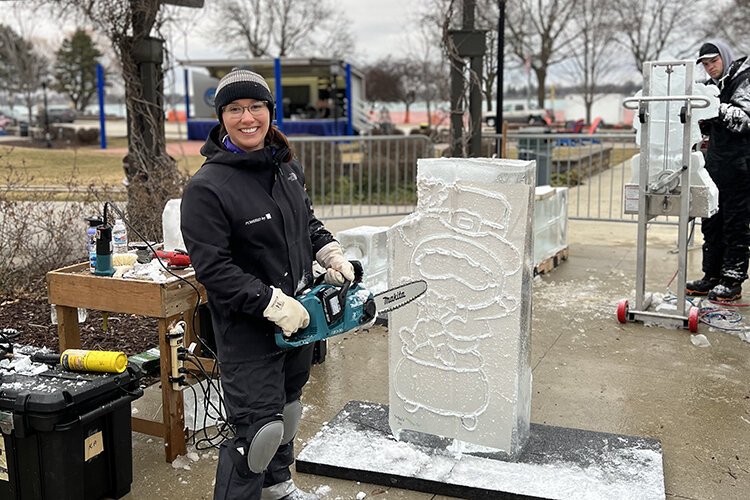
[{"xmin": 179, "ymin": 58, "xmax": 369, "ymax": 140}]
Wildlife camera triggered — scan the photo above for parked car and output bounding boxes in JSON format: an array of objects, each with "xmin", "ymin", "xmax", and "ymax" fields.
[
  {"xmin": 484, "ymin": 101, "xmax": 545, "ymax": 127},
  {"xmin": 37, "ymin": 105, "xmax": 76, "ymax": 125}
]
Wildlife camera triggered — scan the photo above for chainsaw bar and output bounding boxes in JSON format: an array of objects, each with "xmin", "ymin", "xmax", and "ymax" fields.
[{"xmin": 373, "ymin": 280, "xmax": 427, "ymax": 314}]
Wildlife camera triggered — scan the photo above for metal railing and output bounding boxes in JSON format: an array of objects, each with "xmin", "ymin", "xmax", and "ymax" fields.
[
  {"xmin": 492, "ymin": 131, "xmax": 641, "ymax": 223},
  {"xmin": 289, "ymin": 131, "xmax": 647, "ymax": 224},
  {"xmin": 289, "ymin": 134, "xmax": 434, "ymax": 220}
]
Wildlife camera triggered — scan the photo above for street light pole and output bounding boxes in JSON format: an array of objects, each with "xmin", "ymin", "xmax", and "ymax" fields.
[{"xmin": 41, "ymin": 79, "xmax": 51, "ymax": 148}]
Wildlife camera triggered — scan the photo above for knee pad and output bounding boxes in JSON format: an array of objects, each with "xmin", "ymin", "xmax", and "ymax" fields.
[
  {"xmin": 281, "ymin": 399, "xmax": 302, "ymax": 445},
  {"xmin": 246, "ymin": 414, "xmax": 284, "ymax": 474}
]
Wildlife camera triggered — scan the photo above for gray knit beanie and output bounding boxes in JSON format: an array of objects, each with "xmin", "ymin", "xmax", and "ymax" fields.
[{"xmin": 214, "ymin": 68, "xmax": 274, "ymax": 120}]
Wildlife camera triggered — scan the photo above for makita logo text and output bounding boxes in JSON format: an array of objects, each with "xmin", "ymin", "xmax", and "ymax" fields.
[
  {"xmin": 245, "ymin": 213, "xmax": 272, "ymax": 225},
  {"xmin": 383, "ymin": 290, "xmax": 405, "ymax": 304}
]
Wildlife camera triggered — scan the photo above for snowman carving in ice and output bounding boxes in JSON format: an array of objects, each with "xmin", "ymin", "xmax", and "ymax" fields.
[{"xmin": 392, "ymin": 181, "xmax": 522, "ymax": 431}]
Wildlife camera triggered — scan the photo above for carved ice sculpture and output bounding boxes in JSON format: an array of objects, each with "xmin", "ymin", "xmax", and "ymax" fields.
[
  {"xmin": 624, "ymin": 62, "xmax": 720, "ymax": 218},
  {"xmin": 387, "ymin": 158, "xmax": 535, "ymax": 457},
  {"xmin": 337, "ymin": 226, "xmax": 389, "ymax": 294}
]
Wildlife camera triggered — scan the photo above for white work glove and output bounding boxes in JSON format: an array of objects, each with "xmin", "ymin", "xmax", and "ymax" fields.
[
  {"xmin": 718, "ymin": 102, "xmax": 729, "ymax": 119},
  {"xmin": 263, "ymin": 287, "xmax": 310, "ymax": 337},
  {"xmin": 316, "ymin": 242, "xmax": 355, "ymax": 286}
]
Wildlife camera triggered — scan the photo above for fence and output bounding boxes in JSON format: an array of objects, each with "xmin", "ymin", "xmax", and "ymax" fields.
[
  {"xmin": 500, "ymin": 131, "xmax": 641, "ymax": 223},
  {"xmin": 290, "ymin": 131, "xmax": 646, "ymax": 224},
  {"xmin": 290, "ymin": 134, "xmax": 433, "ymax": 220}
]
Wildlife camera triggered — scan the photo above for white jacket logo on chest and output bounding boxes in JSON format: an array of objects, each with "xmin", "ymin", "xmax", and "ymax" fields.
[{"xmin": 245, "ymin": 213, "xmax": 272, "ymax": 226}]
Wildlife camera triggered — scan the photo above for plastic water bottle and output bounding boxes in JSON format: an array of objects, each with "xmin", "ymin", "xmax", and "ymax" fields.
[{"xmin": 112, "ymin": 218, "xmax": 128, "ymax": 254}]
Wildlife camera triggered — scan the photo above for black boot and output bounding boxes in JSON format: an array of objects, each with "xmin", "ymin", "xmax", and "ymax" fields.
[
  {"xmin": 686, "ymin": 275, "xmax": 720, "ymax": 296},
  {"xmin": 708, "ymin": 280, "xmax": 742, "ymax": 302}
]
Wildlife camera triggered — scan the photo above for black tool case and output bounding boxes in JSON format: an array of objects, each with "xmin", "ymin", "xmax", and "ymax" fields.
[{"xmin": 0, "ymin": 366, "xmax": 142, "ymax": 499}]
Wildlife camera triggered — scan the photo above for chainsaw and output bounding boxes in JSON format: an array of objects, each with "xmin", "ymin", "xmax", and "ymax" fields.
[{"xmin": 275, "ymin": 262, "xmax": 427, "ymax": 349}]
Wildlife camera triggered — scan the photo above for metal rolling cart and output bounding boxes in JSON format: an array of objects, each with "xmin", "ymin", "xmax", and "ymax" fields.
[{"xmin": 616, "ymin": 59, "xmax": 717, "ymax": 332}]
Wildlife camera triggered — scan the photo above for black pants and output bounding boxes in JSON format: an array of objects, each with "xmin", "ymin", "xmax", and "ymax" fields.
[
  {"xmin": 213, "ymin": 344, "xmax": 314, "ymax": 500},
  {"xmin": 701, "ymin": 186, "xmax": 750, "ymax": 282}
]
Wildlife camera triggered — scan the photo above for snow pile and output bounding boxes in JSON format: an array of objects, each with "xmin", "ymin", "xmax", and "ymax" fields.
[
  {"xmin": 533, "ymin": 272, "xmax": 628, "ymax": 323},
  {"xmin": 0, "ymin": 345, "xmax": 53, "ymax": 379},
  {"xmin": 299, "ymin": 408, "xmax": 665, "ymax": 499}
]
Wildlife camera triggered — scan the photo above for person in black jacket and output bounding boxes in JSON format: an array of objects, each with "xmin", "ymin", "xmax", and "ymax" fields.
[
  {"xmin": 686, "ymin": 40, "xmax": 750, "ymax": 301},
  {"xmin": 181, "ymin": 68, "xmax": 354, "ymax": 500}
]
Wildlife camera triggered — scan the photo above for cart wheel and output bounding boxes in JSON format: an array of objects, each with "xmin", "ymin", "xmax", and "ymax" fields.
[
  {"xmin": 616, "ymin": 299, "xmax": 629, "ymax": 324},
  {"xmin": 688, "ymin": 306, "xmax": 700, "ymax": 333}
]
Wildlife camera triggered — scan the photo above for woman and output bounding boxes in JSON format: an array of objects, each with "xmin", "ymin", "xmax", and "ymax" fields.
[{"xmin": 181, "ymin": 68, "xmax": 354, "ymax": 500}]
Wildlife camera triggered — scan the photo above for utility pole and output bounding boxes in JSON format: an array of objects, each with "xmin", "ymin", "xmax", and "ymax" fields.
[
  {"xmin": 41, "ymin": 79, "xmax": 51, "ymax": 148},
  {"xmin": 495, "ymin": 0, "xmax": 505, "ymax": 147},
  {"xmin": 448, "ymin": 0, "xmax": 486, "ymax": 157},
  {"xmin": 121, "ymin": 0, "xmax": 203, "ymax": 175}
]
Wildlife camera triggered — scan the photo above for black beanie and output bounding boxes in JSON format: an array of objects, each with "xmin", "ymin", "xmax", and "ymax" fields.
[
  {"xmin": 696, "ymin": 42, "xmax": 720, "ymax": 63},
  {"xmin": 214, "ymin": 68, "xmax": 274, "ymax": 120}
]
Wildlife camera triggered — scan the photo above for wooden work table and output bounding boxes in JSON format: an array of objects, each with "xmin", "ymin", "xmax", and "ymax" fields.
[{"xmin": 46, "ymin": 262, "xmax": 210, "ymax": 462}]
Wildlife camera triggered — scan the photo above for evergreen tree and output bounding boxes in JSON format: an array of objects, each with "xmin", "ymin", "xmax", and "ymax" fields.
[{"xmin": 54, "ymin": 29, "xmax": 102, "ymax": 112}]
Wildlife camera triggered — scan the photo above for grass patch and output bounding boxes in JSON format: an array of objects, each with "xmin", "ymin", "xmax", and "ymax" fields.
[{"xmin": 0, "ymin": 145, "xmax": 203, "ymax": 186}]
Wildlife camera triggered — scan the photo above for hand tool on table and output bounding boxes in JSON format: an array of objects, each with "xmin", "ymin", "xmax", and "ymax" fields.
[{"xmin": 155, "ymin": 249, "xmax": 191, "ymax": 269}]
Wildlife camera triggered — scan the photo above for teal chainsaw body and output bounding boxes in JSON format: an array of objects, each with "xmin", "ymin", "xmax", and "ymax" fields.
[{"xmin": 274, "ymin": 280, "xmax": 377, "ymax": 349}]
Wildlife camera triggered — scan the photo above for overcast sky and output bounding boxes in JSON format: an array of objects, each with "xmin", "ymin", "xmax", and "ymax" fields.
[
  {"xmin": 2, "ymin": 0, "xmax": 418, "ymax": 62},
  {"xmin": 337, "ymin": 0, "xmax": 416, "ymax": 63},
  {"xmin": 176, "ymin": 0, "xmax": 418, "ymax": 64}
]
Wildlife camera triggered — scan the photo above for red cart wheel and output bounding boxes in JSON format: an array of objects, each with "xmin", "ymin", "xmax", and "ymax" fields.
[
  {"xmin": 688, "ymin": 306, "xmax": 700, "ymax": 333},
  {"xmin": 616, "ymin": 299, "xmax": 629, "ymax": 324}
]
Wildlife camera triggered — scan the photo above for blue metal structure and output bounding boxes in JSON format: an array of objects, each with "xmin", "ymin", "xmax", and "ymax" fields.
[
  {"xmin": 274, "ymin": 58, "xmax": 283, "ymax": 130},
  {"xmin": 96, "ymin": 63, "xmax": 106, "ymax": 149}
]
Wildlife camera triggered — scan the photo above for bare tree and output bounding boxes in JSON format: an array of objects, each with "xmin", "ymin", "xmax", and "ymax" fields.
[
  {"xmin": 206, "ymin": 0, "xmax": 354, "ymax": 58},
  {"xmin": 703, "ymin": 0, "xmax": 750, "ymax": 55},
  {"xmin": 204, "ymin": 0, "xmax": 272, "ymax": 57},
  {"xmin": 363, "ymin": 62, "xmax": 404, "ymax": 103},
  {"xmin": 563, "ymin": 0, "xmax": 618, "ymax": 123},
  {"xmin": 611, "ymin": 0, "xmax": 707, "ymax": 73},
  {"xmin": 47, "ymin": 0, "xmax": 185, "ymax": 240},
  {"xmin": 0, "ymin": 24, "xmax": 48, "ymax": 125},
  {"xmin": 270, "ymin": 0, "xmax": 329, "ymax": 56},
  {"xmin": 313, "ymin": 11, "xmax": 356, "ymax": 60},
  {"xmin": 476, "ymin": 0, "xmax": 499, "ymax": 112},
  {"xmin": 395, "ymin": 60, "xmax": 421, "ymax": 124},
  {"xmin": 505, "ymin": 0, "xmax": 580, "ymax": 108},
  {"xmin": 407, "ymin": 16, "xmax": 449, "ymax": 128}
]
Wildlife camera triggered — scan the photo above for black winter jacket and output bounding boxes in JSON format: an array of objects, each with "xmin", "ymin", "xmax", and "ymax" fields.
[
  {"xmin": 701, "ymin": 56, "xmax": 750, "ymax": 188},
  {"xmin": 181, "ymin": 125, "xmax": 335, "ymax": 361}
]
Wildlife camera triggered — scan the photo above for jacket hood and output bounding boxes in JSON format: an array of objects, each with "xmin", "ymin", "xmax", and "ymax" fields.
[
  {"xmin": 705, "ymin": 39, "xmax": 736, "ymax": 83},
  {"xmin": 199, "ymin": 123, "xmax": 289, "ymax": 166}
]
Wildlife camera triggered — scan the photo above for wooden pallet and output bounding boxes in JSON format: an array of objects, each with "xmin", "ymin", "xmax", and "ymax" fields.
[{"xmin": 534, "ymin": 247, "xmax": 569, "ymax": 276}]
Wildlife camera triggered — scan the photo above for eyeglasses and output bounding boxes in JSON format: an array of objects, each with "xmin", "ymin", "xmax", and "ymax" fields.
[{"xmin": 222, "ymin": 102, "xmax": 268, "ymax": 117}]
